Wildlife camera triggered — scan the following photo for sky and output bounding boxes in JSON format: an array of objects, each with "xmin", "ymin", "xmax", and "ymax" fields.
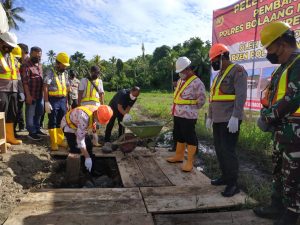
[{"xmin": 14, "ymin": 0, "xmax": 238, "ymax": 63}]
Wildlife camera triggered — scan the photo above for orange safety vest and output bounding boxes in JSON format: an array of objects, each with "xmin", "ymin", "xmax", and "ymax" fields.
[
  {"xmin": 48, "ymin": 68, "xmax": 67, "ymax": 97},
  {"xmin": 173, "ymin": 75, "xmax": 198, "ymax": 105},
  {"xmin": 0, "ymin": 52, "xmax": 17, "ymax": 80},
  {"xmin": 209, "ymin": 64, "xmax": 235, "ymax": 102},
  {"xmin": 65, "ymin": 105, "xmax": 98, "ymax": 129},
  {"xmin": 81, "ymin": 79, "xmax": 100, "ymax": 103},
  {"xmin": 262, "ymin": 55, "xmax": 300, "ymax": 117}
]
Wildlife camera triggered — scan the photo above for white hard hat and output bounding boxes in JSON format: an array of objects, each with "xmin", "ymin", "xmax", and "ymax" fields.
[
  {"xmin": 0, "ymin": 32, "xmax": 18, "ymax": 47},
  {"xmin": 175, "ymin": 56, "xmax": 191, "ymax": 73}
]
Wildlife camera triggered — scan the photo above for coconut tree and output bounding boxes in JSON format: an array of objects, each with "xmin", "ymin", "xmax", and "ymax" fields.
[
  {"xmin": 1, "ymin": 0, "xmax": 25, "ymax": 30},
  {"xmin": 46, "ymin": 50, "xmax": 56, "ymax": 65}
]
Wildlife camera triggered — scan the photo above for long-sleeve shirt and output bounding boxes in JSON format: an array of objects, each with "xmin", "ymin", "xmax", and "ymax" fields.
[
  {"xmin": 261, "ymin": 50, "xmax": 300, "ymax": 144},
  {"xmin": 172, "ymin": 76, "xmax": 206, "ymax": 119},
  {"xmin": 208, "ymin": 64, "xmax": 248, "ymax": 123},
  {"xmin": 60, "ymin": 107, "xmax": 92, "ymax": 149}
]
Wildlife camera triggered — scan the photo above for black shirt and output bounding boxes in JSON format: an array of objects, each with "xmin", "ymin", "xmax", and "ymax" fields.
[{"xmin": 109, "ymin": 89, "xmax": 136, "ymax": 111}]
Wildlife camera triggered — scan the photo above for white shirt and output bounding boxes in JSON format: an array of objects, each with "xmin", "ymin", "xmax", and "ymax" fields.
[{"xmin": 79, "ymin": 78, "xmax": 104, "ymax": 106}]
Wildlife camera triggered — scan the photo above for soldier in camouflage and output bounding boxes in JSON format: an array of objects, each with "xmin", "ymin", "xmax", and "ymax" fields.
[{"xmin": 253, "ymin": 21, "xmax": 300, "ymax": 225}]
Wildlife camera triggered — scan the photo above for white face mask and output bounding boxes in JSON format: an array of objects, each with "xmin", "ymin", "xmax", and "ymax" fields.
[
  {"xmin": 130, "ymin": 93, "xmax": 136, "ymax": 100},
  {"xmin": 179, "ymin": 73, "xmax": 187, "ymax": 79}
]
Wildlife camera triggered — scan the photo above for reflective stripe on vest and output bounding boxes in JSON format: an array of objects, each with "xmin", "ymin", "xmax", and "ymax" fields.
[
  {"xmin": 274, "ymin": 55, "xmax": 300, "ymax": 116},
  {"xmin": 48, "ymin": 68, "xmax": 67, "ymax": 97},
  {"xmin": 81, "ymin": 79, "xmax": 100, "ymax": 103},
  {"xmin": 0, "ymin": 52, "xmax": 17, "ymax": 80},
  {"xmin": 209, "ymin": 64, "xmax": 235, "ymax": 102},
  {"xmin": 65, "ymin": 105, "xmax": 98, "ymax": 129},
  {"xmin": 173, "ymin": 75, "xmax": 198, "ymax": 105}
]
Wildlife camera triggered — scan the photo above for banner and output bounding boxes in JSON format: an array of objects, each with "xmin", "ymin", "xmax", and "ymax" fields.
[{"xmin": 212, "ymin": 0, "xmax": 300, "ymax": 111}]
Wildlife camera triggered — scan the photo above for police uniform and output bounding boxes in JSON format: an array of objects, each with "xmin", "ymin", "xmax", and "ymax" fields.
[{"xmin": 44, "ymin": 68, "xmax": 69, "ymax": 150}]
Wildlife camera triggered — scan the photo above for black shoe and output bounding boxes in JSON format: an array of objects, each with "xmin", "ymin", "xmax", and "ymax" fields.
[
  {"xmin": 221, "ymin": 184, "xmax": 240, "ymax": 197},
  {"xmin": 28, "ymin": 133, "xmax": 42, "ymax": 141},
  {"xmin": 14, "ymin": 132, "xmax": 21, "ymax": 138},
  {"xmin": 36, "ymin": 130, "xmax": 47, "ymax": 136},
  {"xmin": 19, "ymin": 127, "xmax": 26, "ymax": 132},
  {"xmin": 274, "ymin": 209, "xmax": 299, "ymax": 225},
  {"xmin": 253, "ymin": 205, "xmax": 284, "ymax": 219},
  {"xmin": 211, "ymin": 177, "xmax": 227, "ymax": 186}
]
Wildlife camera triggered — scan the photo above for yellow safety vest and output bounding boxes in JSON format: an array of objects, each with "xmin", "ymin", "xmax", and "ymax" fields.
[
  {"xmin": 0, "ymin": 52, "xmax": 17, "ymax": 80},
  {"xmin": 209, "ymin": 64, "xmax": 235, "ymax": 102},
  {"xmin": 173, "ymin": 75, "xmax": 198, "ymax": 105},
  {"xmin": 273, "ymin": 55, "xmax": 300, "ymax": 117},
  {"xmin": 48, "ymin": 68, "xmax": 67, "ymax": 97},
  {"xmin": 81, "ymin": 79, "xmax": 100, "ymax": 103},
  {"xmin": 65, "ymin": 105, "xmax": 98, "ymax": 129}
]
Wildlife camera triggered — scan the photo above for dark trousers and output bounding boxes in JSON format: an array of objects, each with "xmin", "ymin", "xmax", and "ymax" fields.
[
  {"xmin": 15, "ymin": 101, "xmax": 25, "ymax": 130},
  {"xmin": 65, "ymin": 132, "xmax": 93, "ymax": 156},
  {"xmin": 173, "ymin": 116, "xmax": 198, "ymax": 146},
  {"xmin": 69, "ymin": 99, "xmax": 78, "ymax": 109},
  {"xmin": 104, "ymin": 109, "xmax": 124, "ymax": 142},
  {"xmin": 0, "ymin": 92, "xmax": 18, "ymax": 123},
  {"xmin": 213, "ymin": 122, "xmax": 241, "ymax": 185},
  {"xmin": 48, "ymin": 97, "xmax": 67, "ymax": 129}
]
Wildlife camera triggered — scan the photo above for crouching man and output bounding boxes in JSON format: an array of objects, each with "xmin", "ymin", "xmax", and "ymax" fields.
[{"xmin": 60, "ymin": 105, "xmax": 113, "ymax": 183}]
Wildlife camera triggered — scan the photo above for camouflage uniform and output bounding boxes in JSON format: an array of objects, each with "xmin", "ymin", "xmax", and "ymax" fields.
[{"xmin": 261, "ymin": 51, "xmax": 300, "ymax": 213}]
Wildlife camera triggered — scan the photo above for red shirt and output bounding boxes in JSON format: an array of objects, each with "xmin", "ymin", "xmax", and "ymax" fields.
[{"xmin": 22, "ymin": 60, "xmax": 43, "ymax": 100}]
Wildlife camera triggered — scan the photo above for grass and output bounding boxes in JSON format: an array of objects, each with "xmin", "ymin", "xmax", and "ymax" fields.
[{"xmin": 137, "ymin": 92, "xmax": 274, "ymax": 205}]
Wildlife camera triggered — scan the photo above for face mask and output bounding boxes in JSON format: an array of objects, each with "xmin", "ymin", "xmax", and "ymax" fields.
[
  {"xmin": 91, "ymin": 74, "xmax": 98, "ymax": 80},
  {"xmin": 58, "ymin": 68, "xmax": 66, "ymax": 73},
  {"xmin": 266, "ymin": 53, "xmax": 279, "ymax": 64},
  {"xmin": 211, "ymin": 61, "xmax": 220, "ymax": 71},
  {"xmin": 2, "ymin": 45, "xmax": 13, "ymax": 54},
  {"xmin": 31, "ymin": 57, "xmax": 40, "ymax": 64},
  {"xmin": 130, "ymin": 93, "xmax": 136, "ymax": 101},
  {"xmin": 179, "ymin": 73, "xmax": 187, "ymax": 79}
]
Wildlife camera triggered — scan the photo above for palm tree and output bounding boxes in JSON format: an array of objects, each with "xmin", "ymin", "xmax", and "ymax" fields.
[
  {"xmin": 46, "ymin": 50, "xmax": 56, "ymax": 65},
  {"xmin": 1, "ymin": 0, "xmax": 25, "ymax": 30}
]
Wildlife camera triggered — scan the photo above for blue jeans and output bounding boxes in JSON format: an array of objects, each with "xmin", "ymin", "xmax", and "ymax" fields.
[
  {"xmin": 25, "ymin": 98, "xmax": 44, "ymax": 134},
  {"xmin": 48, "ymin": 97, "xmax": 67, "ymax": 129}
]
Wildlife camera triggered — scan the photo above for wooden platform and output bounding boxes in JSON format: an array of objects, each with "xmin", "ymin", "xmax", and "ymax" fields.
[{"xmin": 4, "ymin": 147, "xmax": 272, "ymax": 225}]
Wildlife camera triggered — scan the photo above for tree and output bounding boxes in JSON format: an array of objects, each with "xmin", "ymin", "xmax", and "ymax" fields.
[
  {"xmin": 116, "ymin": 58, "xmax": 123, "ymax": 76},
  {"xmin": 46, "ymin": 50, "xmax": 56, "ymax": 65},
  {"xmin": 70, "ymin": 51, "xmax": 89, "ymax": 78},
  {"xmin": 1, "ymin": 0, "xmax": 25, "ymax": 30}
]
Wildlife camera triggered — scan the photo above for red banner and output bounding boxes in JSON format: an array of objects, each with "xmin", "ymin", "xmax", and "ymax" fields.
[{"xmin": 212, "ymin": 0, "xmax": 300, "ymax": 111}]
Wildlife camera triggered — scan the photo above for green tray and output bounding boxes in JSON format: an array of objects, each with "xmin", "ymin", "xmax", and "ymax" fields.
[{"xmin": 121, "ymin": 121, "xmax": 165, "ymax": 138}]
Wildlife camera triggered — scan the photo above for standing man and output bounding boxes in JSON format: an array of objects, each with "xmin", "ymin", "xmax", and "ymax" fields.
[
  {"xmin": 43, "ymin": 52, "xmax": 70, "ymax": 151},
  {"xmin": 78, "ymin": 65, "xmax": 104, "ymax": 106},
  {"xmin": 68, "ymin": 69, "xmax": 80, "ymax": 109},
  {"xmin": 22, "ymin": 46, "xmax": 45, "ymax": 141},
  {"xmin": 0, "ymin": 32, "xmax": 24, "ymax": 145},
  {"xmin": 103, "ymin": 87, "xmax": 140, "ymax": 151},
  {"xmin": 166, "ymin": 57, "xmax": 206, "ymax": 172},
  {"xmin": 253, "ymin": 21, "xmax": 300, "ymax": 225},
  {"xmin": 206, "ymin": 43, "xmax": 247, "ymax": 197},
  {"xmin": 60, "ymin": 105, "xmax": 113, "ymax": 174}
]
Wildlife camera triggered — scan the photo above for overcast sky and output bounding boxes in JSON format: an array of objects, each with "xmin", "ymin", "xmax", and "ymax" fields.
[{"xmin": 14, "ymin": 0, "xmax": 238, "ymax": 63}]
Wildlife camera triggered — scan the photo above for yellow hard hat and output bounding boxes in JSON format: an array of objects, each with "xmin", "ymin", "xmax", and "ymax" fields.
[
  {"xmin": 260, "ymin": 21, "xmax": 291, "ymax": 48},
  {"xmin": 56, "ymin": 52, "xmax": 70, "ymax": 66},
  {"xmin": 12, "ymin": 45, "xmax": 22, "ymax": 58}
]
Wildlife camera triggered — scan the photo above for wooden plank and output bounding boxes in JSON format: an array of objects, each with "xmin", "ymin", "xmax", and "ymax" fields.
[
  {"xmin": 50, "ymin": 147, "xmax": 117, "ymax": 157},
  {"xmin": 5, "ymin": 213, "xmax": 154, "ymax": 225},
  {"xmin": 0, "ymin": 112, "xmax": 6, "ymax": 153},
  {"xmin": 154, "ymin": 155, "xmax": 210, "ymax": 186},
  {"xmin": 155, "ymin": 210, "xmax": 273, "ymax": 225},
  {"xmin": 140, "ymin": 185, "xmax": 251, "ymax": 213},
  {"xmin": 116, "ymin": 155, "xmax": 148, "ymax": 187},
  {"xmin": 4, "ymin": 188, "xmax": 149, "ymax": 225},
  {"xmin": 134, "ymin": 155, "xmax": 172, "ymax": 186}
]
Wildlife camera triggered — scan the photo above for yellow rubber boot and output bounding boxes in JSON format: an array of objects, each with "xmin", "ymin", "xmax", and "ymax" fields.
[
  {"xmin": 49, "ymin": 128, "xmax": 58, "ymax": 151},
  {"xmin": 5, "ymin": 123, "xmax": 22, "ymax": 145},
  {"xmin": 182, "ymin": 145, "xmax": 197, "ymax": 172},
  {"xmin": 166, "ymin": 142, "xmax": 185, "ymax": 163},
  {"xmin": 56, "ymin": 128, "xmax": 68, "ymax": 148}
]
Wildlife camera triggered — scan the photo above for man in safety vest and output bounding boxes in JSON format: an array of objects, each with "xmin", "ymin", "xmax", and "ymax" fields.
[
  {"xmin": 253, "ymin": 21, "xmax": 300, "ymax": 225},
  {"xmin": 206, "ymin": 44, "xmax": 247, "ymax": 197},
  {"xmin": 43, "ymin": 52, "xmax": 70, "ymax": 151},
  {"xmin": 78, "ymin": 65, "xmax": 105, "ymax": 147},
  {"xmin": 60, "ymin": 105, "xmax": 113, "ymax": 173},
  {"xmin": 0, "ymin": 32, "xmax": 24, "ymax": 146},
  {"xmin": 166, "ymin": 56, "xmax": 206, "ymax": 172}
]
